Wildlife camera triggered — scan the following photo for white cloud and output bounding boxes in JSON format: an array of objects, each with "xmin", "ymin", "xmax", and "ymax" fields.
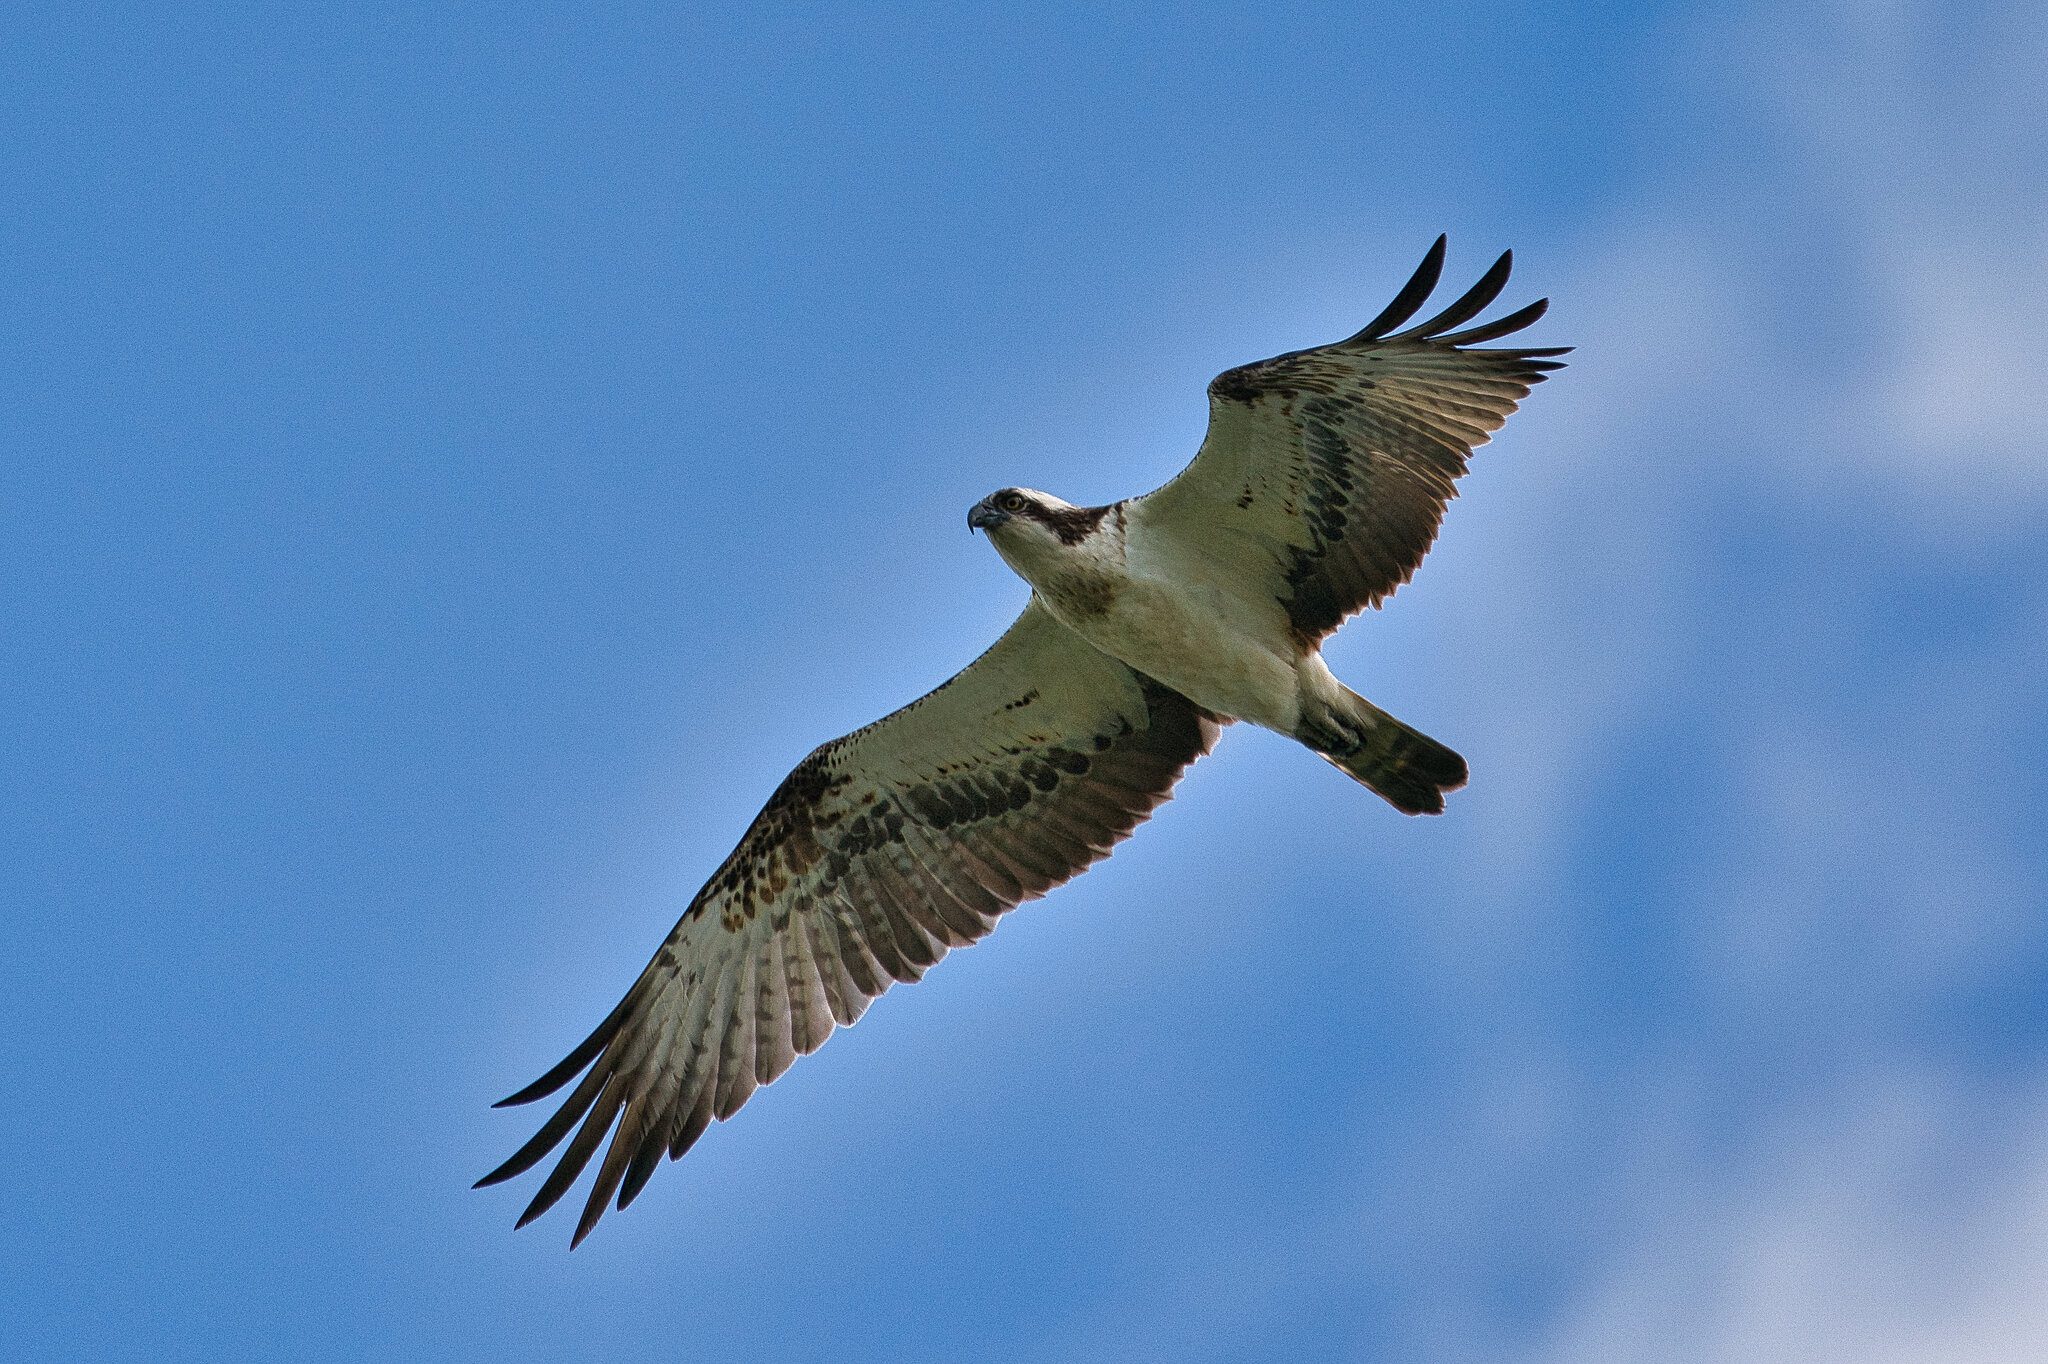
[
  {"xmin": 764, "ymin": 7, "xmax": 2048, "ymax": 1360},
  {"xmin": 1423, "ymin": 218, "xmax": 1746, "ymax": 920},
  {"xmin": 1531, "ymin": 1077, "xmax": 2048, "ymax": 1364},
  {"xmin": 1414, "ymin": 0, "xmax": 2048, "ymax": 982},
  {"xmin": 1685, "ymin": 624, "xmax": 2046, "ymax": 1018},
  {"xmin": 1500, "ymin": 2, "xmax": 2048, "ymax": 1357},
  {"xmin": 1754, "ymin": 0, "xmax": 2048, "ymax": 513},
  {"xmin": 1056, "ymin": 2, "xmax": 2048, "ymax": 1357}
]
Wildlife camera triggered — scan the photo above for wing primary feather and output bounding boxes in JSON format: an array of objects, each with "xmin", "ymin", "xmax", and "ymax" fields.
[
  {"xmin": 515, "ymin": 1073, "xmax": 625, "ymax": 1232},
  {"xmin": 802, "ymin": 904, "xmax": 864, "ymax": 1026},
  {"xmin": 1388, "ymin": 249, "xmax": 1514, "ymax": 340},
  {"xmin": 711, "ymin": 946, "xmax": 757, "ymax": 1120},
  {"xmin": 576, "ymin": 1090, "xmax": 655, "ymax": 1244},
  {"xmin": 1433, "ymin": 298, "xmax": 1550, "ymax": 346},
  {"xmin": 491, "ymin": 983, "xmax": 641, "ymax": 1108},
  {"xmin": 615, "ymin": 1125, "xmax": 668, "ymax": 1212},
  {"xmin": 608, "ymin": 1059, "xmax": 681, "ymax": 1211},
  {"xmin": 1346, "ymin": 235, "xmax": 1447, "ymax": 342},
  {"xmin": 667, "ymin": 1080, "xmax": 717, "ymax": 1161},
  {"xmin": 778, "ymin": 898, "xmax": 831, "ymax": 1049},
  {"xmin": 756, "ymin": 931, "xmax": 797, "ymax": 1082},
  {"xmin": 721, "ymin": 948, "xmax": 760, "ymax": 1113},
  {"xmin": 474, "ymin": 1057, "xmax": 615, "ymax": 1188}
]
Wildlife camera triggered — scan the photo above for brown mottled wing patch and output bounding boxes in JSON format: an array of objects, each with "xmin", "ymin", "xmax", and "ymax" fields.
[
  {"xmin": 476, "ymin": 600, "xmax": 1220, "ymax": 1245},
  {"xmin": 1135, "ymin": 237, "xmax": 1568, "ymax": 644}
]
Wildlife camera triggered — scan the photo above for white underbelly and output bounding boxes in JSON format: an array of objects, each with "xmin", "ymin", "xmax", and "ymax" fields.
[{"xmin": 1051, "ymin": 577, "xmax": 1303, "ymax": 731}]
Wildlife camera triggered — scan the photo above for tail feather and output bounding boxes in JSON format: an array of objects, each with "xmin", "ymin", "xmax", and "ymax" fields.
[{"xmin": 1308, "ymin": 688, "xmax": 1467, "ymax": 815}]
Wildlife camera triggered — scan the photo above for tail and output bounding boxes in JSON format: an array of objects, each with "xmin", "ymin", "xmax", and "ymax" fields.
[{"xmin": 1300, "ymin": 687, "xmax": 1468, "ymax": 815}]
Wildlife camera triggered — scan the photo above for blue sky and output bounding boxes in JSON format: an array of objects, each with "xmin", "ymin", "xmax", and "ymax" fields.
[{"xmin": 7, "ymin": 2, "xmax": 2046, "ymax": 1360}]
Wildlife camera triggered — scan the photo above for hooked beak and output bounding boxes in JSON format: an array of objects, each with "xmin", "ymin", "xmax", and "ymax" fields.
[{"xmin": 967, "ymin": 501, "xmax": 1005, "ymax": 533}]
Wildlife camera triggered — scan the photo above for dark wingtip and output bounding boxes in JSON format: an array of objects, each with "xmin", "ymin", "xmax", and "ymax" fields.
[
  {"xmin": 491, "ymin": 1056, "xmax": 587, "ymax": 1109},
  {"xmin": 616, "ymin": 1137, "xmax": 666, "ymax": 1212},
  {"xmin": 1347, "ymin": 235, "xmax": 1449, "ymax": 343},
  {"xmin": 474, "ymin": 1154, "xmax": 524, "ymax": 1190},
  {"xmin": 474, "ymin": 1141, "xmax": 545, "ymax": 1190},
  {"xmin": 487, "ymin": 984, "xmax": 641, "ymax": 1110},
  {"xmin": 1389, "ymin": 248, "xmax": 1515, "ymax": 341},
  {"xmin": 1434, "ymin": 296, "xmax": 1549, "ymax": 347}
]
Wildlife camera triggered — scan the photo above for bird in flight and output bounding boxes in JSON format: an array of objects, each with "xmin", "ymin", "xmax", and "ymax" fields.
[{"xmin": 478, "ymin": 237, "xmax": 1567, "ymax": 1244}]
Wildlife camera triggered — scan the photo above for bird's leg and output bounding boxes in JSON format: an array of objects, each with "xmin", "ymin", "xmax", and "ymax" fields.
[{"xmin": 1294, "ymin": 699, "xmax": 1372, "ymax": 759}]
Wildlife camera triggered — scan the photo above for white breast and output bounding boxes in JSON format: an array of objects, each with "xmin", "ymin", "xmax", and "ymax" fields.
[{"xmin": 1040, "ymin": 530, "xmax": 1304, "ymax": 732}]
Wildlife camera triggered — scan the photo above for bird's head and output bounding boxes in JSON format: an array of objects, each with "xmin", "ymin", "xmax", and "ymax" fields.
[
  {"xmin": 969, "ymin": 487, "xmax": 1111, "ymax": 584},
  {"xmin": 967, "ymin": 487, "xmax": 1058, "ymax": 535}
]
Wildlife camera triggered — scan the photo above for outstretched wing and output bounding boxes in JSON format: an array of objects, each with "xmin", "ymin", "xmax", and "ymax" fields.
[
  {"xmin": 477, "ymin": 599, "xmax": 1220, "ymax": 1244},
  {"xmin": 1133, "ymin": 237, "xmax": 1569, "ymax": 645}
]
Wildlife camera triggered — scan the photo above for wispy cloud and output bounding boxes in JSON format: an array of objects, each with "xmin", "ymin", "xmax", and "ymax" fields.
[
  {"xmin": 1496, "ymin": 1, "xmax": 2048, "ymax": 1357},
  {"xmin": 1762, "ymin": 1, "xmax": 2048, "ymax": 510},
  {"xmin": 1036, "ymin": 2, "xmax": 2048, "ymax": 1357},
  {"xmin": 1531, "ymin": 1076, "xmax": 2048, "ymax": 1364}
]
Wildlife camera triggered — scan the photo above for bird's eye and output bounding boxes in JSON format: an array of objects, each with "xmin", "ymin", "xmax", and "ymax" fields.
[{"xmin": 998, "ymin": 492, "xmax": 1028, "ymax": 513}]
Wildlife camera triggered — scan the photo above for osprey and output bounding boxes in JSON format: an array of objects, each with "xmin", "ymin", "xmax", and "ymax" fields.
[{"xmin": 479, "ymin": 237, "xmax": 1567, "ymax": 1244}]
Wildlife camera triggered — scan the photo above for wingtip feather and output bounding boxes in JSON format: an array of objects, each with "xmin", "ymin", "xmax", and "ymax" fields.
[
  {"xmin": 1388, "ymin": 248, "xmax": 1515, "ymax": 341},
  {"xmin": 489, "ymin": 988, "xmax": 639, "ymax": 1109},
  {"xmin": 1434, "ymin": 296, "xmax": 1549, "ymax": 347},
  {"xmin": 1347, "ymin": 235, "xmax": 1449, "ymax": 343}
]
